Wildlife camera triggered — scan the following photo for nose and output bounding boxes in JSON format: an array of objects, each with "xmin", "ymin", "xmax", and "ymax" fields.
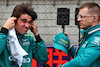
[
  {"xmin": 77, "ymin": 17, "xmax": 81, "ymax": 22},
  {"xmin": 25, "ymin": 23, "xmax": 31, "ymax": 28}
]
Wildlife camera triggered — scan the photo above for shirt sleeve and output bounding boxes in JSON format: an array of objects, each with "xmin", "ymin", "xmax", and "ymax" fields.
[
  {"xmin": 35, "ymin": 34, "xmax": 42, "ymax": 42},
  {"xmin": 0, "ymin": 28, "xmax": 8, "ymax": 54},
  {"xmin": 68, "ymin": 46, "xmax": 76, "ymax": 58},
  {"xmin": 32, "ymin": 36, "xmax": 48, "ymax": 63},
  {"xmin": 63, "ymin": 37, "xmax": 100, "ymax": 67},
  {"xmin": 0, "ymin": 27, "xmax": 9, "ymax": 36}
]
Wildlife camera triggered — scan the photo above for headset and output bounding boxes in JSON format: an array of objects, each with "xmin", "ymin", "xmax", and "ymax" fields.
[{"xmin": 94, "ymin": 17, "xmax": 96, "ymax": 19}]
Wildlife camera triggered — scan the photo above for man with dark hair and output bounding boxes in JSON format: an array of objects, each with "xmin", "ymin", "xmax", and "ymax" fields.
[
  {"xmin": 0, "ymin": 3, "xmax": 48, "ymax": 67},
  {"xmin": 58, "ymin": 2, "xmax": 100, "ymax": 67}
]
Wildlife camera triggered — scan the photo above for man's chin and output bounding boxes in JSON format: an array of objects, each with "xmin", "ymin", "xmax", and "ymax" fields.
[
  {"xmin": 20, "ymin": 32, "xmax": 27, "ymax": 35},
  {"xmin": 80, "ymin": 26, "xmax": 85, "ymax": 30},
  {"xmin": 80, "ymin": 26, "xmax": 83, "ymax": 28}
]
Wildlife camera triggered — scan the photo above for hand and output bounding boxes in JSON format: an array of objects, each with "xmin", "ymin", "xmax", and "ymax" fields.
[
  {"xmin": 64, "ymin": 33, "xmax": 70, "ymax": 39},
  {"xmin": 3, "ymin": 17, "xmax": 17, "ymax": 30},
  {"xmin": 30, "ymin": 22, "xmax": 39, "ymax": 35},
  {"xmin": 64, "ymin": 32, "xmax": 71, "ymax": 46}
]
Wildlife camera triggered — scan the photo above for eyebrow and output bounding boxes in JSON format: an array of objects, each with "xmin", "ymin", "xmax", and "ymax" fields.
[{"xmin": 21, "ymin": 19, "xmax": 33, "ymax": 23}]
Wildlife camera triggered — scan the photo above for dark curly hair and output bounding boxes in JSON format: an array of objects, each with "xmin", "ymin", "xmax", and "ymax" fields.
[{"xmin": 11, "ymin": 3, "xmax": 37, "ymax": 21}]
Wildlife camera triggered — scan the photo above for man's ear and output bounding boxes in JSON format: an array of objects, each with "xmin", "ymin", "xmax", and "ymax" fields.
[{"xmin": 93, "ymin": 14, "xmax": 98, "ymax": 21}]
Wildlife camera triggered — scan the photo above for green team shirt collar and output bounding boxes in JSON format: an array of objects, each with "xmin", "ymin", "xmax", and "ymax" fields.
[{"xmin": 83, "ymin": 25, "xmax": 100, "ymax": 36}]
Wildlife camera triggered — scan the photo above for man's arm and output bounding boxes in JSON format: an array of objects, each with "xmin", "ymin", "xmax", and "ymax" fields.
[
  {"xmin": 63, "ymin": 40, "xmax": 100, "ymax": 67},
  {"xmin": 32, "ymin": 34, "xmax": 48, "ymax": 64},
  {"xmin": 0, "ymin": 27, "xmax": 8, "ymax": 54}
]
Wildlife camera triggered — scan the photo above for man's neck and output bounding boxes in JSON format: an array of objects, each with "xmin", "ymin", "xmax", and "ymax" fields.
[{"xmin": 15, "ymin": 29, "xmax": 22, "ymax": 37}]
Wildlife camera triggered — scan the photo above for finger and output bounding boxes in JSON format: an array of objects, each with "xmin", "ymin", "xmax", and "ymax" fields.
[
  {"xmin": 11, "ymin": 16, "xmax": 17, "ymax": 19},
  {"xmin": 31, "ymin": 21, "xmax": 35, "ymax": 24},
  {"xmin": 64, "ymin": 33, "xmax": 70, "ymax": 39},
  {"xmin": 32, "ymin": 22, "xmax": 37, "ymax": 26},
  {"xmin": 11, "ymin": 20, "xmax": 15, "ymax": 24},
  {"xmin": 64, "ymin": 32, "xmax": 68, "ymax": 36},
  {"xmin": 11, "ymin": 17, "xmax": 17, "ymax": 21},
  {"xmin": 11, "ymin": 21, "xmax": 14, "ymax": 23}
]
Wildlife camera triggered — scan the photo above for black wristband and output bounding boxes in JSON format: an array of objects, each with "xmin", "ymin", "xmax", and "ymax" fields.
[
  {"xmin": 35, "ymin": 34, "xmax": 42, "ymax": 42},
  {"xmin": 0, "ymin": 27, "xmax": 8, "ymax": 36}
]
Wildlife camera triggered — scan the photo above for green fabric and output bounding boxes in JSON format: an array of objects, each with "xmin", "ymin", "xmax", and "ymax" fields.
[
  {"xmin": 0, "ymin": 33, "xmax": 48, "ymax": 67},
  {"xmin": 64, "ymin": 25, "xmax": 100, "ymax": 67}
]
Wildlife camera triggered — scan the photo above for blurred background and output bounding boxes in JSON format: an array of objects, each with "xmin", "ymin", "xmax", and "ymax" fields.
[{"xmin": 0, "ymin": 0, "xmax": 100, "ymax": 45}]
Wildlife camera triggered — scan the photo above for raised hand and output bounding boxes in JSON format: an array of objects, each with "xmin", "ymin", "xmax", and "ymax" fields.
[
  {"xmin": 3, "ymin": 17, "xmax": 17, "ymax": 30},
  {"xmin": 30, "ymin": 21, "xmax": 39, "ymax": 36}
]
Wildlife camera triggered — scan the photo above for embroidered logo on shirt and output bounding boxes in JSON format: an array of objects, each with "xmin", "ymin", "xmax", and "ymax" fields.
[
  {"xmin": 21, "ymin": 39, "xmax": 30, "ymax": 46},
  {"xmin": 82, "ymin": 41, "xmax": 88, "ymax": 48},
  {"xmin": 22, "ymin": 39, "xmax": 28, "ymax": 41},
  {"xmin": 82, "ymin": 44, "xmax": 86, "ymax": 48},
  {"xmin": 91, "ymin": 37, "xmax": 100, "ymax": 46},
  {"xmin": 23, "ymin": 41, "xmax": 30, "ymax": 46}
]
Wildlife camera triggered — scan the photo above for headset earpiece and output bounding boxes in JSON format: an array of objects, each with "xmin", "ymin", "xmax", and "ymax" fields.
[{"xmin": 94, "ymin": 17, "xmax": 96, "ymax": 19}]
